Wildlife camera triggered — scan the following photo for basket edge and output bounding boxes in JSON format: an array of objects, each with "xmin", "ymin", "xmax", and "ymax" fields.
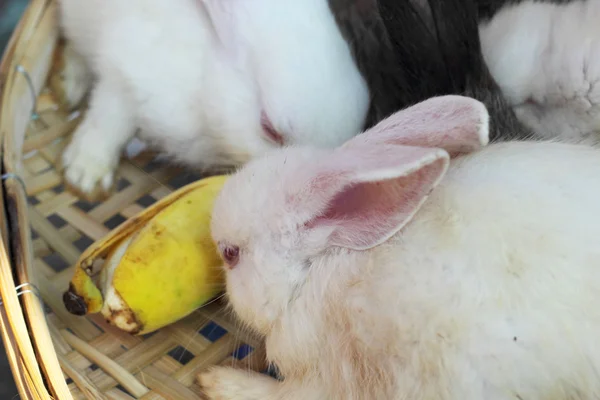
[{"xmin": 0, "ymin": 0, "xmax": 74, "ymax": 399}]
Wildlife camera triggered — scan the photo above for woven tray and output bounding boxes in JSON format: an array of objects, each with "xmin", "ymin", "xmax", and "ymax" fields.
[{"xmin": 0, "ymin": 1, "xmax": 267, "ymax": 399}]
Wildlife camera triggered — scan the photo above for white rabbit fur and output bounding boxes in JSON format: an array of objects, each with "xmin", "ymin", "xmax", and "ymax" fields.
[
  {"xmin": 480, "ymin": 0, "xmax": 600, "ymax": 144},
  {"xmin": 201, "ymin": 95, "xmax": 600, "ymax": 399},
  {"xmin": 57, "ymin": 0, "xmax": 369, "ymax": 195}
]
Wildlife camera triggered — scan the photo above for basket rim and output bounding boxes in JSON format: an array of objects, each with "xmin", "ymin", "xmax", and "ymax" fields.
[
  {"xmin": 0, "ymin": 2, "xmax": 42, "ymax": 397},
  {"xmin": 0, "ymin": 0, "xmax": 72, "ymax": 399}
]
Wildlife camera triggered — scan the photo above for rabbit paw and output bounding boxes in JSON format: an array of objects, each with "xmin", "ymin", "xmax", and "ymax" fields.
[
  {"xmin": 49, "ymin": 42, "xmax": 93, "ymax": 110},
  {"xmin": 61, "ymin": 44, "xmax": 93, "ymax": 109},
  {"xmin": 61, "ymin": 133, "xmax": 118, "ymax": 201},
  {"xmin": 198, "ymin": 367, "xmax": 277, "ymax": 400}
]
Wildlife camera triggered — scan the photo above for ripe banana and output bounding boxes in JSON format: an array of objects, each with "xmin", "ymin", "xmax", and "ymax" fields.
[{"xmin": 62, "ymin": 175, "xmax": 228, "ymax": 335}]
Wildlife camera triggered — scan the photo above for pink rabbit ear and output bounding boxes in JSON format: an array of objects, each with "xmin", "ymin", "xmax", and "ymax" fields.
[
  {"xmin": 345, "ymin": 95, "xmax": 490, "ymax": 157},
  {"xmin": 294, "ymin": 144, "xmax": 449, "ymax": 251}
]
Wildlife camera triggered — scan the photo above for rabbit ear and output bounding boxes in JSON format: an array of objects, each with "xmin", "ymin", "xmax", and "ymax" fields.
[
  {"xmin": 345, "ymin": 95, "xmax": 490, "ymax": 156},
  {"xmin": 294, "ymin": 144, "xmax": 449, "ymax": 251},
  {"xmin": 200, "ymin": 0, "xmax": 250, "ymax": 61}
]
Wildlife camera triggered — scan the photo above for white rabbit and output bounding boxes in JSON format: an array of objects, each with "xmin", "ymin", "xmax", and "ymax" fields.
[
  {"xmin": 56, "ymin": 0, "xmax": 369, "ymax": 199},
  {"xmin": 200, "ymin": 95, "xmax": 600, "ymax": 399},
  {"xmin": 480, "ymin": 0, "xmax": 600, "ymax": 144}
]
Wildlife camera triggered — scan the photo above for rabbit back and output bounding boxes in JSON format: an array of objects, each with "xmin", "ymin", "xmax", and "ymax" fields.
[
  {"xmin": 330, "ymin": 0, "xmax": 534, "ymax": 142},
  {"xmin": 292, "ymin": 141, "xmax": 600, "ymax": 399},
  {"xmin": 57, "ymin": 0, "xmax": 371, "ymax": 171}
]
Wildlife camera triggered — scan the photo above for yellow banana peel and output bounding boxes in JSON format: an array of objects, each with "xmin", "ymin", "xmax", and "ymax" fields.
[{"xmin": 62, "ymin": 175, "xmax": 228, "ymax": 335}]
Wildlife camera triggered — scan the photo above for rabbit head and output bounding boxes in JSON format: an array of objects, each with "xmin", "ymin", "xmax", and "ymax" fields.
[
  {"xmin": 210, "ymin": 95, "xmax": 490, "ymax": 335},
  {"xmin": 201, "ymin": 0, "xmax": 371, "ymax": 149}
]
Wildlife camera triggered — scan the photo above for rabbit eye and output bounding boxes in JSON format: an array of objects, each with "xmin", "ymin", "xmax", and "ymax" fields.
[
  {"xmin": 221, "ymin": 245, "xmax": 240, "ymax": 269},
  {"xmin": 260, "ymin": 111, "xmax": 285, "ymax": 146}
]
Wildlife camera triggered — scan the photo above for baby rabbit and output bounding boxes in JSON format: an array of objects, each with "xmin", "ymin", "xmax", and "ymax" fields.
[
  {"xmin": 57, "ymin": 0, "xmax": 369, "ymax": 199},
  {"xmin": 479, "ymin": 0, "xmax": 600, "ymax": 144},
  {"xmin": 200, "ymin": 95, "xmax": 600, "ymax": 399}
]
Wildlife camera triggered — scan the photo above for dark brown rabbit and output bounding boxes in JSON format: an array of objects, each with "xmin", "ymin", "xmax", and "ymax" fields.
[{"xmin": 328, "ymin": 0, "xmax": 578, "ymax": 142}]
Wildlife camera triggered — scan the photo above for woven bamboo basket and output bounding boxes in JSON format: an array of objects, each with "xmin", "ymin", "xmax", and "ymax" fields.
[{"xmin": 0, "ymin": 0, "xmax": 269, "ymax": 399}]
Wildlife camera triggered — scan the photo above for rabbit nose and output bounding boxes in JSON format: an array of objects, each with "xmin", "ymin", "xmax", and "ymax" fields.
[{"xmin": 222, "ymin": 245, "xmax": 240, "ymax": 269}]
